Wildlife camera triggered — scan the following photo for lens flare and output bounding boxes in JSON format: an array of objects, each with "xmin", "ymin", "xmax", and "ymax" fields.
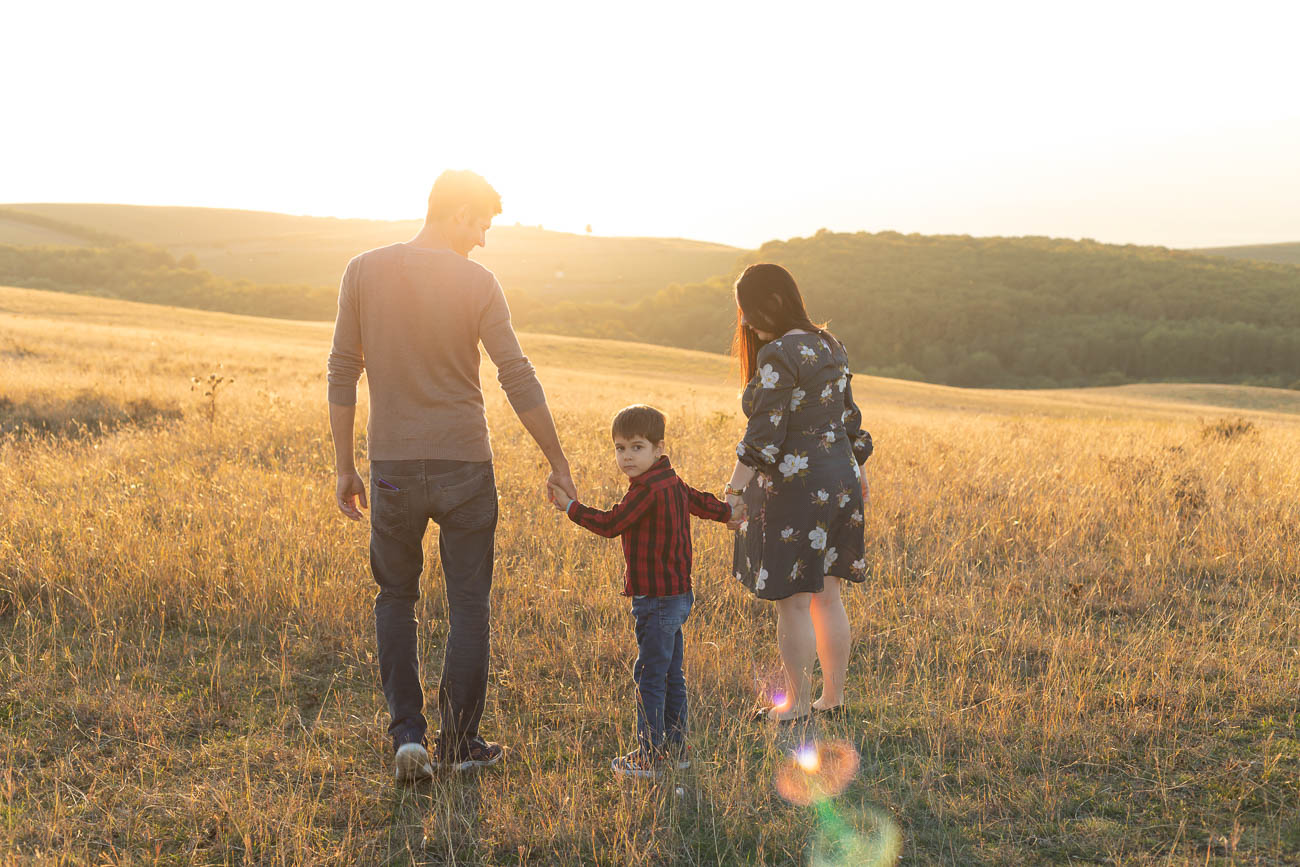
[
  {"xmin": 771, "ymin": 689, "xmax": 788, "ymax": 709},
  {"xmin": 775, "ymin": 739, "xmax": 900, "ymax": 865},
  {"xmin": 808, "ymin": 802, "xmax": 902, "ymax": 867},
  {"xmin": 775, "ymin": 739, "xmax": 859, "ymax": 806}
]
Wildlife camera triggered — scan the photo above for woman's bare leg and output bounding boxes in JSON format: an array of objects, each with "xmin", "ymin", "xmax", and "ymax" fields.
[
  {"xmin": 809, "ymin": 575, "xmax": 851, "ymax": 709},
  {"xmin": 771, "ymin": 592, "xmax": 815, "ymax": 720}
]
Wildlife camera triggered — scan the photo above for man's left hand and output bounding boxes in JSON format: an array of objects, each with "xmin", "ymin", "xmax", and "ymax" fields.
[{"xmin": 547, "ymin": 468, "xmax": 577, "ymax": 506}]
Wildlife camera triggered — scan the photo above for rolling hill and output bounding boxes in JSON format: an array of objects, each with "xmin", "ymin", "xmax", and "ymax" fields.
[
  {"xmin": 5, "ymin": 283, "xmax": 1299, "ymax": 422},
  {"xmin": 527, "ymin": 231, "xmax": 1300, "ymax": 390},
  {"xmin": 3, "ymin": 205, "xmax": 1298, "ymax": 393},
  {"xmin": 0, "ymin": 203, "xmax": 743, "ymax": 301}
]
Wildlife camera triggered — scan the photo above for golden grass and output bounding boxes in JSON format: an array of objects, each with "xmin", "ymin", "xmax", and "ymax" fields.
[{"xmin": 1, "ymin": 285, "xmax": 1298, "ymax": 864}]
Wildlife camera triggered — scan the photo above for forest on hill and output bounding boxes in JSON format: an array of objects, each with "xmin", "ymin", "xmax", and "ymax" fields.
[
  {"xmin": 515, "ymin": 231, "xmax": 1300, "ymax": 389},
  {"xmin": 3, "ymin": 205, "xmax": 1298, "ymax": 390}
]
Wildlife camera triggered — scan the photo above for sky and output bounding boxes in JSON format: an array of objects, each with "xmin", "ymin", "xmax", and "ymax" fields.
[{"xmin": 3, "ymin": 0, "xmax": 1298, "ymax": 250}]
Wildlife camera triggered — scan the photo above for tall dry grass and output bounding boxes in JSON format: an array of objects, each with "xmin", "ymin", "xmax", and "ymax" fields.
[{"xmin": 2, "ymin": 286, "xmax": 1298, "ymax": 864}]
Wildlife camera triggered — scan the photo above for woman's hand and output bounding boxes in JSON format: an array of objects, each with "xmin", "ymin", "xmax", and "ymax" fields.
[{"xmin": 860, "ymin": 471, "xmax": 870, "ymax": 505}]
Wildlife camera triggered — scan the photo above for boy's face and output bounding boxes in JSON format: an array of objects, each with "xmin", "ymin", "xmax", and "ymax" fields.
[{"xmin": 613, "ymin": 434, "xmax": 664, "ymax": 478}]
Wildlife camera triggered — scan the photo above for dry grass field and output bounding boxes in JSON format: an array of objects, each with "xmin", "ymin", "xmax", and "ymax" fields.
[{"xmin": 2, "ymin": 284, "xmax": 1298, "ymax": 865}]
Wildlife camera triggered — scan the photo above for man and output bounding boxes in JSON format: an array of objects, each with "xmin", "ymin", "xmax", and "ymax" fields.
[{"xmin": 327, "ymin": 169, "xmax": 576, "ymax": 782}]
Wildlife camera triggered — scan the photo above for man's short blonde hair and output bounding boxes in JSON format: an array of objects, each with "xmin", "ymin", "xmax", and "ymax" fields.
[{"xmin": 426, "ymin": 170, "xmax": 502, "ymax": 221}]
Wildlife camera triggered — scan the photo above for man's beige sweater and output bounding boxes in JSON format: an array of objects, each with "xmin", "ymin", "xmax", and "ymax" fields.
[{"xmin": 327, "ymin": 243, "xmax": 546, "ymax": 461}]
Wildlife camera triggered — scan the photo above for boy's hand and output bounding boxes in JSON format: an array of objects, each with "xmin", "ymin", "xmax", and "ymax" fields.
[
  {"xmin": 725, "ymin": 498, "xmax": 747, "ymax": 530},
  {"xmin": 548, "ymin": 483, "xmax": 574, "ymax": 512}
]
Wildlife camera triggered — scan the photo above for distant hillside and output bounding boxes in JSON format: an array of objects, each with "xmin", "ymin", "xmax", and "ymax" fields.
[
  {"xmin": 4, "ymin": 204, "xmax": 1298, "ymax": 391},
  {"xmin": 519, "ymin": 231, "xmax": 1300, "ymax": 390},
  {"xmin": 0, "ymin": 243, "xmax": 336, "ymax": 319},
  {"xmin": 7, "ymin": 283, "xmax": 1300, "ymax": 420},
  {"xmin": 1194, "ymin": 241, "xmax": 1300, "ymax": 266},
  {"xmin": 0, "ymin": 204, "xmax": 742, "ymax": 301},
  {"xmin": 0, "ymin": 208, "xmax": 125, "ymax": 247}
]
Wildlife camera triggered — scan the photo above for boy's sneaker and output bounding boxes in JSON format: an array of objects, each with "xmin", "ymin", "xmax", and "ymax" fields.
[
  {"xmin": 611, "ymin": 748, "xmax": 663, "ymax": 779},
  {"xmin": 394, "ymin": 742, "xmax": 434, "ymax": 784},
  {"xmin": 666, "ymin": 743, "xmax": 692, "ymax": 770},
  {"xmin": 435, "ymin": 733, "xmax": 505, "ymax": 772}
]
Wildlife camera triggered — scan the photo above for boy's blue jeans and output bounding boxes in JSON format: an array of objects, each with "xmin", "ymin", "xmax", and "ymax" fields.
[{"xmin": 631, "ymin": 591, "xmax": 693, "ymax": 755}]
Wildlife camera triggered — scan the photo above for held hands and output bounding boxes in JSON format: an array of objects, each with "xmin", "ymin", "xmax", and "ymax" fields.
[
  {"xmin": 546, "ymin": 467, "xmax": 577, "ymax": 511},
  {"xmin": 548, "ymin": 482, "xmax": 575, "ymax": 512},
  {"xmin": 725, "ymin": 493, "xmax": 748, "ymax": 530}
]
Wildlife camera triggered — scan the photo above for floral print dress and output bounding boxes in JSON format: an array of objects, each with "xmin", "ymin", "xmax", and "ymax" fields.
[{"xmin": 733, "ymin": 332, "xmax": 872, "ymax": 600}]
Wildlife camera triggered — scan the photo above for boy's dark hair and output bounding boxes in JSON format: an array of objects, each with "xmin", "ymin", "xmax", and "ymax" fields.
[
  {"xmin": 611, "ymin": 404, "xmax": 665, "ymax": 443},
  {"xmin": 426, "ymin": 169, "xmax": 503, "ymax": 222}
]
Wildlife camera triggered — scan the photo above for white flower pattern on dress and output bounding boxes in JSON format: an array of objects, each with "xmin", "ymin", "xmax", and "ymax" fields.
[
  {"xmin": 778, "ymin": 453, "xmax": 809, "ymax": 479},
  {"xmin": 737, "ymin": 335, "xmax": 869, "ymax": 599},
  {"xmin": 809, "ymin": 526, "xmax": 828, "ymax": 551},
  {"xmin": 736, "ymin": 442, "xmax": 746, "ymax": 457}
]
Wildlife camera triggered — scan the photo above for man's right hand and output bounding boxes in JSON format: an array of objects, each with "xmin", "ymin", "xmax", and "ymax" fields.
[{"xmin": 336, "ymin": 471, "xmax": 368, "ymax": 521}]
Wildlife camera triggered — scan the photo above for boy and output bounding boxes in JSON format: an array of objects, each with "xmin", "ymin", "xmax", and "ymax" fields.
[{"xmin": 549, "ymin": 405, "xmax": 735, "ymax": 778}]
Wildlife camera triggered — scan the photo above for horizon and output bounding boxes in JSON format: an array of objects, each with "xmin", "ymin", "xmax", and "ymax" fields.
[
  {"xmin": 5, "ymin": 199, "xmax": 1297, "ymax": 253},
  {"xmin": 5, "ymin": 0, "xmax": 1300, "ymax": 250}
]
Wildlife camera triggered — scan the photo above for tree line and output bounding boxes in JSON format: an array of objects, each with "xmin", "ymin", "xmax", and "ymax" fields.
[
  {"xmin": 4, "ymin": 230, "xmax": 1298, "ymax": 390},
  {"xmin": 512, "ymin": 231, "xmax": 1300, "ymax": 389}
]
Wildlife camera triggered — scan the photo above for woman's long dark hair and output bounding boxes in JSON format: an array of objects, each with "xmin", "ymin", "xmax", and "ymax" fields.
[{"xmin": 732, "ymin": 263, "xmax": 835, "ymax": 382}]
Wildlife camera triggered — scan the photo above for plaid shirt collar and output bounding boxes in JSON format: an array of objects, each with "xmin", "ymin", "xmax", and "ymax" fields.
[{"xmin": 628, "ymin": 455, "xmax": 675, "ymax": 488}]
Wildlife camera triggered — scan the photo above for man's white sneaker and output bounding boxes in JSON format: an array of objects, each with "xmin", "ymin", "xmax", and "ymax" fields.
[{"xmin": 394, "ymin": 742, "xmax": 434, "ymax": 783}]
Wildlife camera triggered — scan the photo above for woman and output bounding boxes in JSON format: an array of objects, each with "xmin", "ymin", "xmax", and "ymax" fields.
[{"xmin": 723, "ymin": 263, "xmax": 872, "ymax": 723}]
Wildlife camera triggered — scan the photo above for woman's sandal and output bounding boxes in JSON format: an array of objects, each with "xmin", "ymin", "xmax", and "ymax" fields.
[
  {"xmin": 812, "ymin": 704, "xmax": 849, "ymax": 721},
  {"xmin": 751, "ymin": 706, "xmax": 811, "ymax": 725}
]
